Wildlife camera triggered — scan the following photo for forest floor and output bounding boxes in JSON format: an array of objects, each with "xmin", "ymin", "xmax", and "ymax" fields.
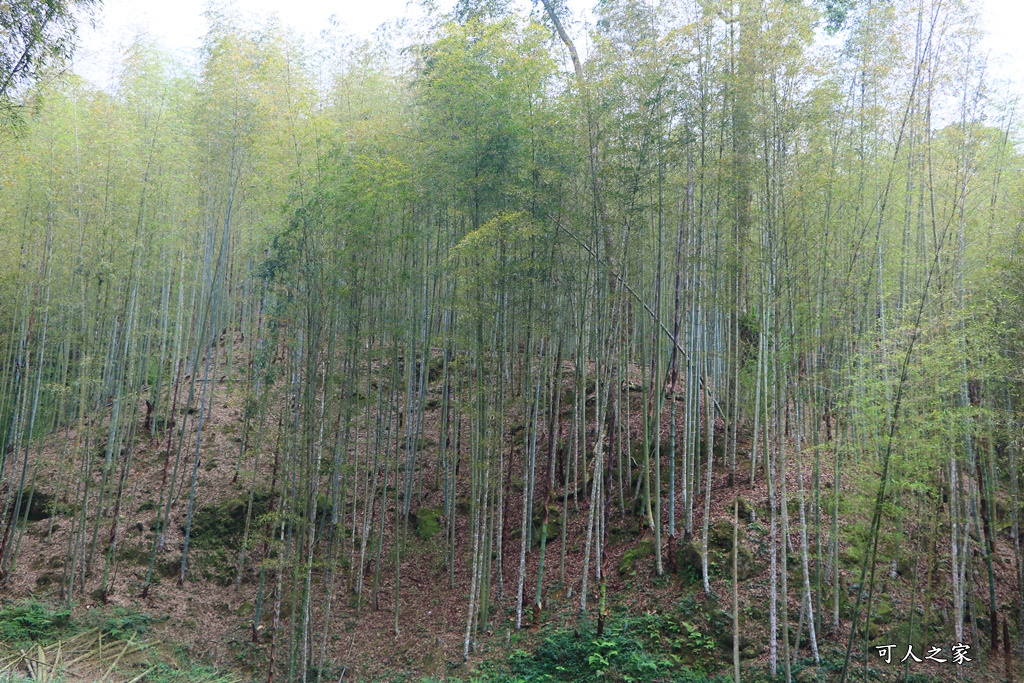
[{"xmin": 0, "ymin": 343, "xmax": 1021, "ymax": 682}]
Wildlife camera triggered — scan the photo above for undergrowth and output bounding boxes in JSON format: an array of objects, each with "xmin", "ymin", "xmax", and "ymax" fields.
[
  {"xmin": 435, "ymin": 609, "xmax": 731, "ymax": 683},
  {"xmin": 0, "ymin": 599, "xmax": 74, "ymax": 645},
  {"xmin": 0, "ymin": 599, "xmax": 236, "ymax": 683},
  {"xmin": 144, "ymin": 663, "xmax": 239, "ymax": 683}
]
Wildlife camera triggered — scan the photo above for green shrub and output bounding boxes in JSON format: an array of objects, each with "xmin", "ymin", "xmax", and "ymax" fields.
[
  {"xmin": 89, "ymin": 606, "xmax": 155, "ymax": 639},
  {"xmin": 0, "ymin": 599, "xmax": 73, "ymax": 644},
  {"xmin": 502, "ymin": 612, "xmax": 726, "ymax": 682}
]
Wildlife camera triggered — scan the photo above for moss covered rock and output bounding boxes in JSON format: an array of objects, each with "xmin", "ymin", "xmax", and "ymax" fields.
[
  {"xmin": 708, "ymin": 519, "xmax": 740, "ymax": 552},
  {"xmin": 735, "ymin": 545, "xmax": 758, "ymax": 581},
  {"xmin": 870, "ymin": 598, "xmax": 894, "ymax": 626},
  {"xmin": 618, "ymin": 537, "xmax": 655, "ymax": 575},
  {"xmin": 8, "ymin": 488, "xmax": 54, "ymax": 522},
  {"xmin": 415, "ymin": 507, "xmax": 444, "ymax": 541},
  {"xmin": 188, "ymin": 492, "xmax": 271, "ymax": 550},
  {"xmin": 708, "ymin": 609, "xmax": 746, "ymax": 650},
  {"xmin": 673, "ymin": 539, "xmax": 703, "ymax": 576},
  {"xmin": 531, "ymin": 504, "xmax": 561, "ymax": 547}
]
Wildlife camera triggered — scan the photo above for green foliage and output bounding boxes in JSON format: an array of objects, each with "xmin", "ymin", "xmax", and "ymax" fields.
[
  {"xmin": 0, "ymin": 599, "xmax": 73, "ymax": 645},
  {"xmin": 451, "ymin": 211, "xmax": 544, "ymax": 320},
  {"xmin": 819, "ymin": 0, "xmax": 855, "ymax": 34},
  {"xmin": 88, "ymin": 606, "xmax": 155, "ymax": 639},
  {"xmin": 416, "ymin": 16, "xmax": 560, "ymax": 219},
  {"xmin": 497, "ymin": 611, "xmax": 722, "ymax": 682},
  {"xmin": 143, "ymin": 663, "xmax": 238, "ymax": 683},
  {"xmin": 0, "ymin": 0, "xmax": 99, "ymax": 127}
]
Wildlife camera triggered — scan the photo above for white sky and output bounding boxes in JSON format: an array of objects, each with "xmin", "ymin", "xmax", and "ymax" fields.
[{"xmin": 72, "ymin": 0, "xmax": 1023, "ymax": 97}]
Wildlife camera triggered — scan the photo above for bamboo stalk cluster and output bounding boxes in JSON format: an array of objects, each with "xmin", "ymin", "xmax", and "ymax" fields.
[{"xmin": 1, "ymin": 0, "xmax": 1022, "ymax": 679}]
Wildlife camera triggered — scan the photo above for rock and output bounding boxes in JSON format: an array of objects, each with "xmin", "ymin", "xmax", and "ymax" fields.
[
  {"xmin": 870, "ymin": 599, "xmax": 893, "ymax": 626},
  {"xmin": 531, "ymin": 504, "xmax": 562, "ymax": 547},
  {"xmin": 734, "ymin": 497, "xmax": 752, "ymax": 520},
  {"xmin": 858, "ymin": 622, "xmax": 880, "ymax": 641},
  {"xmin": 708, "ymin": 609, "xmax": 751, "ymax": 650},
  {"xmin": 188, "ymin": 492, "xmax": 272, "ymax": 550},
  {"xmin": 415, "ymin": 507, "xmax": 443, "ymax": 541},
  {"xmin": 708, "ymin": 609, "xmax": 732, "ymax": 642},
  {"xmin": 795, "ymin": 666, "xmax": 818, "ymax": 683},
  {"xmin": 736, "ymin": 545, "xmax": 758, "ymax": 581},
  {"xmin": 673, "ymin": 539, "xmax": 702, "ymax": 576},
  {"xmin": 426, "ymin": 355, "xmax": 445, "ymax": 383},
  {"xmin": 9, "ymin": 488, "xmax": 54, "ymax": 521},
  {"xmin": 607, "ymin": 522, "xmax": 639, "ymax": 546},
  {"xmin": 618, "ymin": 537, "xmax": 655, "ymax": 575},
  {"xmin": 35, "ymin": 572, "xmax": 59, "ymax": 589},
  {"xmin": 709, "ymin": 519, "xmax": 738, "ymax": 551},
  {"xmin": 896, "ymin": 553, "xmax": 916, "ymax": 577}
]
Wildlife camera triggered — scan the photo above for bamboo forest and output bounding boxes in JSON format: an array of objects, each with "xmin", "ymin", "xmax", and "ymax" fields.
[{"xmin": 0, "ymin": 0, "xmax": 1023, "ymax": 681}]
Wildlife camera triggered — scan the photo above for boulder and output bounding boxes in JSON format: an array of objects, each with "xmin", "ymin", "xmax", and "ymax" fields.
[
  {"xmin": 736, "ymin": 545, "xmax": 758, "ymax": 581},
  {"xmin": 673, "ymin": 539, "xmax": 703, "ymax": 576},
  {"xmin": 709, "ymin": 519, "xmax": 738, "ymax": 551},
  {"xmin": 415, "ymin": 507, "xmax": 444, "ymax": 541},
  {"xmin": 618, "ymin": 537, "xmax": 656, "ymax": 575}
]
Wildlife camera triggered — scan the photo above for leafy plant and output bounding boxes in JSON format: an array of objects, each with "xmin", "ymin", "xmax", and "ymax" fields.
[
  {"xmin": 88, "ymin": 606, "xmax": 155, "ymax": 639},
  {"xmin": 143, "ymin": 663, "xmax": 238, "ymax": 683},
  {"xmin": 499, "ymin": 609, "xmax": 726, "ymax": 682},
  {"xmin": 0, "ymin": 599, "xmax": 74, "ymax": 644}
]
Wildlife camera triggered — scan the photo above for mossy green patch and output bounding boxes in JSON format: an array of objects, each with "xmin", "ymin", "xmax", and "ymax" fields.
[
  {"xmin": 188, "ymin": 491, "xmax": 271, "ymax": 550},
  {"xmin": 708, "ymin": 519, "xmax": 739, "ymax": 551},
  {"xmin": 618, "ymin": 537, "xmax": 655, "ymax": 575},
  {"xmin": 7, "ymin": 488, "xmax": 54, "ymax": 522},
  {"xmin": 530, "ymin": 504, "xmax": 561, "ymax": 547},
  {"xmin": 672, "ymin": 539, "xmax": 702, "ymax": 579},
  {"xmin": 416, "ymin": 507, "xmax": 443, "ymax": 541}
]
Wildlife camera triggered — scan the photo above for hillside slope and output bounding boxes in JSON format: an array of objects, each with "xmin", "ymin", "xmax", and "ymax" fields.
[{"xmin": 1, "ymin": 339, "xmax": 1019, "ymax": 682}]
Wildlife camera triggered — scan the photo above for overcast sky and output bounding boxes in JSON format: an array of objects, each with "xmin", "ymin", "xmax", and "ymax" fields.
[{"xmin": 72, "ymin": 0, "xmax": 1024, "ymax": 98}]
